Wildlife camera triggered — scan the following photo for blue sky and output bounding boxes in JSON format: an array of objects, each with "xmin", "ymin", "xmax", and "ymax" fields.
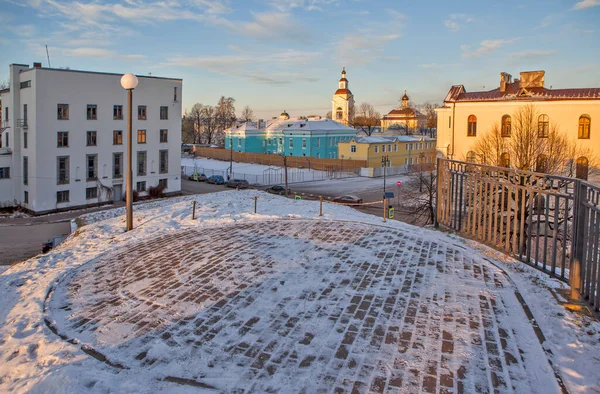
[{"xmin": 1, "ymin": 0, "xmax": 599, "ymax": 119}]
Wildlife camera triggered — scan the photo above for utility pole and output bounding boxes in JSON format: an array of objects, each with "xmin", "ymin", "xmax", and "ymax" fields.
[
  {"xmin": 381, "ymin": 155, "xmax": 389, "ymax": 199},
  {"xmin": 229, "ymin": 133, "xmax": 233, "ymax": 180}
]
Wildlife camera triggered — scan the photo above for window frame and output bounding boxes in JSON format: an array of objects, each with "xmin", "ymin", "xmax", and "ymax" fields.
[
  {"xmin": 137, "ymin": 105, "xmax": 147, "ymax": 120},
  {"xmin": 86, "ymin": 154, "xmax": 98, "ymax": 181},
  {"xmin": 87, "ymin": 104, "xmax": 98, "ymax": 120},
  {"xmin": 538, "ymin": 114, "xmax": 549, "ymax": 138},
  {"xmin": 113, "ymin": 105, "xmax": 123, "ymax": 120},
  {"xmin": 86, "ymin": 187, "xmax": 98, "ymax": 200},
  {"xmin": 159, "ymin": 149, "xmax": 168, "ymax": 174},
  {"xmin": 578, "ymin": 115, "xmax": 591, "ymax": 139},
  {"xmin": 57, "ymin": 104, "xmax": 69, "ymax": 120},
  {"xmin": 56, "ymin": 190, "xmax": 70, "ymax": 204},
  {"xmin": 137, "ymin": 129, "xmax": 147, "ymax": 144},
  {"xmin": 57, "ymin": 131, "xmax": 69, "ymax": 148},
  {"xmin": 87, "ymin": 131, "xmax": 97, "ymax": 146},
  {"xmin": 113, "ymin": 152, "xmax": 123, "ymax": 179},
  {"xmin": 57, "ymin": 156, "xmax": 70, "ymax": 185},
  {"xmin": 159, "ymin": 129, "xmax": 168, "ymax": 143},
  {"xmin": 137, "ymin": 151, "xmax": 147, "ymax": 176},
  {"xmin": 501, "ymin": 115, "xmax": 512, "ymax": 137},
  {"xmin": 113, "ymin": 130, "xmax": 123, "ymax": 145},
  {"xmin": 136, "ymin": 181, "xmax": 147, "ymax": 192},
  {"xmin": 467, "ymin": 115, "xmax": 477, "ymax": 137},
  {"xmin": 160, "ymin": 106, "xmax": 169, "ymax": 120}
]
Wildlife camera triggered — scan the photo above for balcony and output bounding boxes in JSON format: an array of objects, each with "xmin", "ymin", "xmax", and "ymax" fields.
[{"xmin": 16, "ymin": 119, "xmax": 28, "ymax": 129}]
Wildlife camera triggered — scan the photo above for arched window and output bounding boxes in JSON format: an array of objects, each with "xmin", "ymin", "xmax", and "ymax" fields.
[
  {"xmin": 501, "ymin": 115, "xmax": 511, "ymax": 137},
  {"xmin": 578, "ymin": 115, "xmax": 591, "ymax": 139},
  {"xmin": 501, "ymin": 152, "xmax": 510, "ymax": 168},
  {"xmin": 536, "ymin": 154, "xmax": 548, "ymax": 173},
  {"xmin": 466, "ymin": 151, "xmax": 477, "ymax": 162},
  {"xmin": 576, "ymin": 156, "xmax": 589, "ymax": 180},
  {"xmin": 538, "ymin": 114, "xmax": 549, "ymax": 138},
  {"xmin": 336, "ymin": 107, "xmax": 343, "ymax": 121},
  {"xmin": 467, "ymin": 115, "xmax": 477, "ymax": 137}
]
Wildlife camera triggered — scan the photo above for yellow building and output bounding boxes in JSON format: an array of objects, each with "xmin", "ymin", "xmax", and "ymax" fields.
[
  {"xmin": 381, "ymin": 91, "xmax": 426, "ymax": 133},
  {"xmin": 338, "ymin": 136, "xmax": 436, "ymax": 169},
  {"xmin": 436, "ymin": 70, "xmax": 600, "ymax": 173}
]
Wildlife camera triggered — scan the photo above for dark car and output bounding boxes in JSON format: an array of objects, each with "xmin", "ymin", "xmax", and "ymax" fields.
[
  {"xmin": 207, "ymin": 175, "xmax": 225, "ymax": 185},
  {"xmin": 227, "ymin": 179, "xmax": 250, "ymax": 189},
  {"xmin": 188, "ymin": 173, "xmax": 207, "ymax": 182},
  {"xmin": 265, "ymin": 185, "xmax": 290, "ymax": 195},
  {"xmin": 333, "ymin": 195, "xmax": 363, "ymax": 205}
]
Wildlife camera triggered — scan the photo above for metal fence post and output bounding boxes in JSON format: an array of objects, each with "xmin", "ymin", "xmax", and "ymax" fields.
[
  {"xmin": 192, "ymin": 201, "xmax": 196, "ymax": 220},
  {"xmin": 383, "ymin": 198, "xmax": 387, "ymax": 223},
  {"xmin": 571, "ymin": 180, "xmax": 587, "ymax": 301},
  {"xmin": 254, "ymin": 196, "xmax": 258, "ymax": 214},
  {"xmin": 435, "ymin": 158, "xmax": 442, "ymax": 228}
]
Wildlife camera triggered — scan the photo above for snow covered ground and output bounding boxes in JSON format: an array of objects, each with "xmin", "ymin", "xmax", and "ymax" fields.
[
  {"xmin": 181, "ymin": 156, "xmax": 355, "ymax": 185},
  {"xmin": 0, "ymin": 191, "xmax": 598, "ymax": 393}
]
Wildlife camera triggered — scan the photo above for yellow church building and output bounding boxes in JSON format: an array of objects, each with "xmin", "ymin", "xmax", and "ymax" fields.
[
  {"xmin": 436, "ymin": 70, "xmax": 600, "ymax": 176},
  {"xmin": 381, "ymin": 91, "xmax": 427, "ymax": 133}
]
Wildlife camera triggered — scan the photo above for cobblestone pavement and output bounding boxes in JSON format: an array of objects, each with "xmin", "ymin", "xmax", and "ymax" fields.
[{"xmin": 47, "ymin": 219, "xmax": 558, "ymax": 393}]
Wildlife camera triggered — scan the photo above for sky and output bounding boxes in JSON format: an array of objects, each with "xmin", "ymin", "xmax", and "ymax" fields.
[{"xmin": 0, "ymin": 0, "xmax": 599, "ymax": 119}]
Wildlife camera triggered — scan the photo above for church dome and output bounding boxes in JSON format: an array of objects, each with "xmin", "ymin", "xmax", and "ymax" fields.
[
  {"xmin": 402, "ymin": 90, "xmax": 409, "ymax": 101},
  {"xmin": 279, "ymin": 110, "xmax": 290, "ymax": 120}
]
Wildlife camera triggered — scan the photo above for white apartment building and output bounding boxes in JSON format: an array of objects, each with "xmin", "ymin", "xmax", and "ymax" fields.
[{"xmin": 0, "ymin": 63, "xmax": 182, "ymax": 214}]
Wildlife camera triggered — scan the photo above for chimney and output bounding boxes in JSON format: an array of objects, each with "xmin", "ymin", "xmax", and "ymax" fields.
[
  {"xmin": 33, "ymin": 62, "xmax": 42, "ymax": 68},
  {"xmin": 499, "ymin": 72, "xmax": 512, "ymax": 92},
  {"xmin": 519, "ymin": 70, "xmax": 545, "ymax": 88}
]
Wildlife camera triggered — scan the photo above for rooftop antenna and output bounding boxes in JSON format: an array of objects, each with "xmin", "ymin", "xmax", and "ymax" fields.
[{"xmin": 45, "ymin": 45, "xmax": 51, "ymax": 68}]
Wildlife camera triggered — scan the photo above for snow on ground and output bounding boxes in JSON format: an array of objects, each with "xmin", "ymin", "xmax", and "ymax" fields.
[{"xmin": 0, "ymin": 191, "xmax": 598, "ymax": 393}]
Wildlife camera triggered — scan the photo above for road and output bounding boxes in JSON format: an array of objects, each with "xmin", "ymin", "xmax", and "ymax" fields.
[{"xmin": 0, "ymin": 221, "xmax": 71, "ymax": 265}]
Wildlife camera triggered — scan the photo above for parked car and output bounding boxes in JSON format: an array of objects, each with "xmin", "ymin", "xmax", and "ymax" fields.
[
  {"xmin": 265, "ymin": 185, "xmax": 291, "ymax": 195},
  {"xmin": 42, "ymin": 234, "xmax": 68, "ymax": 253},
  {"xmin": 188, "ymin": 173, "xmax": 207, "ymax": 182},
  {"xmin": 227, "ymin": 179, "xmax": 250, "ymax": 189},
  {"xmin": 333, "ymin": 195, "xmax": 363, "ymax": 205},
  {"xmin": 207, "ymin": 175, "xmax": 225, "ymax": 185}
]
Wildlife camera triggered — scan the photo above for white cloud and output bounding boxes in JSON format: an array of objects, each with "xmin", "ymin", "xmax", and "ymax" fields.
[
  {"xmin": 509, "ymin": 49, "xmax": 556, "ymax": 60},
  {"xmin": 228, "ymin": 11, "xmax": 312, "ymax": 43},
  {"xmin": 461, "ymin": 38, "xmax": 519, "ymax": 58},
  {"xmin": 44, "ymin": 46, "xmax": 146, "ymax": 61},
  {"xmin": 269, "ymin": 0, "xmax": 340, "ymax": 12},
  {"xmin": 573, "ymin": 0, "xmax": 600, "ymax": 10},
  {"xmin": 444, "ymin": 13, "xmax": 473, "ymax": 32}
]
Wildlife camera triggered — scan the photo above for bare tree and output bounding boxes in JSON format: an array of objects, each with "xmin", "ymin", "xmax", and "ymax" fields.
[
  {"xmin": 181, "ymin": 115, "xmax": 195, "ymax": 144},
  {"xmin": 472, "ymin": 124, "xmax": 507, "ymax": 166},
  {"xmin": 398, "ymin": 168, "xmax": 437, "ymax": 226},
  {"xmin": 240, "ymin": 105, "xmax": 254, "ymax": 122},
  {"xmin": 0, "ymin": 80, "xmax": 8, "ymax": 90},
  {"xmin": 352, "ymin": 102, "xmax": 381, "ymax": 136},
  {"xmin": 325, "ymin": 111, "xmax": 332, "ymax": 119},
  {"xmin": 187, "ymin": 103, "xmax": 204, "ymax": 144},
  {"xmin": 201, "ymin": 105, "xmax": 218, "ymax": 145},
  {"xmin": 418, "ymin": 102, "xmax": 438, "ymax": 137}
]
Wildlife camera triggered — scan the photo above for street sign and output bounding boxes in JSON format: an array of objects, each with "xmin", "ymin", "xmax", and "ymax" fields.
[
  {"xmin": 396, "ymin": 181, "xmax": 402, "ymax": 187},
  {"xmin": 388, "ymin": 207, "xmax": 395, "ymax": 219},
  {"xmin": 384, "ymin": 192, "xmax": 394, "ymax": 199}
]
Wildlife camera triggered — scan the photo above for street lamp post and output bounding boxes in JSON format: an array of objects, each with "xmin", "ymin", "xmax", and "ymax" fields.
[
  {"xmin": 341, "ymin": 154, "xmax": 344, "ymax": 177},
  {"xmin": 381, "ymin": 155, "xmax": 389, "ymax": 199},
  {"xmin": 120, "ymin": 73, "xmax": 139, "ymax": 232}
]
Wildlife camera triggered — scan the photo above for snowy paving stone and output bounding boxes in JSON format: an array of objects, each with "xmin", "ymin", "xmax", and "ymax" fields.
[{"xmin": 42, "ymin": 219, "xmax": 565, "ymax": 393}]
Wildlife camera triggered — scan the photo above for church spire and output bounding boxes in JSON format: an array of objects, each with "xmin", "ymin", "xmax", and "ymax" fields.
[{"xmin": 402, "ymin": 90, "xmax": 409, "ymax": 108}]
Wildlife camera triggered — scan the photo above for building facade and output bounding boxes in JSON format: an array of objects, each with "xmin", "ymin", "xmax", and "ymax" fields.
[
  {"xmin": 338, "ymin": 135, "xmax": 436, "ymax": 168},
  {"xmin": 436, "ymin": 70, "xmax": 600, "ymax": 173},
  {"xmin": 226, "ymin": 115, "xmax": 357, "ymax": 159},
  {"xmin": 0, "ymin": 63, "xmax": 182, "ymax": 213},
  {"xmin": 381, "ymin": 91, "xmax": 427, "ymax": 133},
  {"xmin": 332, "ymin": 68, "xmax": 355, "ymax": 126}
]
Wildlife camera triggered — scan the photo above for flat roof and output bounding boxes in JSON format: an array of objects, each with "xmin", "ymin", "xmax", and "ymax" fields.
[{"xmin": 18, "ymin": 66, "xmax": 182, "ymax": 81}]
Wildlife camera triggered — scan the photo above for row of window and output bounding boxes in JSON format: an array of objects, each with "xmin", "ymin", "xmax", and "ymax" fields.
[
  {"xmin": 53, "ymin": 180, "xmax": 166, "ymax": 204},
  {"xmin": 466, "ymin": 114, "xmax": 592, "ymax": 139},
  {"xmin": 21, "ymin": 151, "xmax": 169, "ymax": 186},
  {"xmin": 54, "ymin": 104, "xmax": 170, "ymax": 120},
  {"xmin": 51, "ymin": 129, "xmax": 169, "ymax": 148},
  {"xmin": 465, "ymin": 151, "xmax": 590, "ymax": 179},
  {"xmin": 373, "ymin": 142, "xmax": 433, "ymax": 154}
]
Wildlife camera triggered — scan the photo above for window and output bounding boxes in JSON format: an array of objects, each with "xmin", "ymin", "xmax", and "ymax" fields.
[
  {"xmin": 3, "ymin": 107, "xmax": 7, "ymax": 122},
  {"xmin": 138, "ymin": 105, "xmax": 147, "ymax": 120},
  {"xmin": 410, "ymin": 143, "xmax": 414, "ymax": 150},
  {"xmin": 87, "ymin": 104, "xmax": 97, "ymax": 120},
  {"xmin": 137, "ymin": 130, "xmax": 146, "ymax": 144},
  {"xmin": 173, "ymin": 87, "xmax": 178, "ymax": 102},
  {"xmin": 316, "ymin": 138, "xmax": 320, "ymax": 148},
  {"xmin": 382, "ymin": 145, "xmax": 386, "ymax": 153},
  {"xmin": 113, "ymin": 153, "xmax": 123, "ymax": 179},
  {"xmin": 467, "ymin": 115, "xmax": 477, "ymax": 136},
  {"xmin": 538, "ymin": 114, "xmax": 549, "ymax": 138},
  {"xmin": 536, "ymin": 154, "xmax": 548, "ymax": 173},
  {"xmin": 336, "ymin": 107, "xmax": 343, "ymax": 120},
  {"xmin": 237, "ymin": 138, "xmax": 241, "ymax": 148},
  {"xmin": 578, "ymin": 115, "xmax": 591, "ymax": 139},
  {"xmin": 501, "ymin": 115, "xmax": 511, "ymax": 137},
  {"xmin": 57, "ymin": 131, "xmax": 69, "ymax": 147},
  {"xmin": 404, "ymin": 158, "xmax": 408, "ymax": 165},
  {"xmin": 388, "ymin": 144, "xmax": 392, "ymax": 152},
  {"xmin": 159, "ymin": 150, "xmax": 168, "ymax": 174},
  {"xmin": 87, "ymin": 131, "xmax": 97, "ymax": 146},
  {"xmin": 137, "ymin": 151, "xmax": 147, "ymax": 176},
  {"xmin": 289, "ymin": 139, "xmax": 293, "ymax": 148},
  {"xmin": 317, "ymin": 152, "xmax": 320, "ymax": 158},
  {"xmin": 410, "ymin": 158, "xmax": 413, "ymax": 165},
  {"xmin": 113, "ymin": 105, "xmax": 123, "ymax": 120},
  {"xmin": 406, "ymin": 144, "xmax": 409, "ymax": 151},
  {"xmin": 279, "ymin": 137, "xmax": 283, "ymax": 145},
  {"xmin": 351, "ymin": 145, "xmax": 356, "ymax": 153},
  {"xmin": 87, "ymin": 154, "xmax": 97, "ymax": 181},
  {"xmin": 20, "ymin": 80, "xmax": 31, "ymax": 89},
  {"xmin": 268, "ymin": 138, "xmax": 271, "ymax": 145},
  {"xmin": 23, "ymin": 104, "xmax": 28, "ymax": 123},
  {"xmin": 58, "ymin": 104, "xmax": 69, "ymax": 120},
  {"xmin": 4, "ymin": 131, "xmax": 8, "ymax": 148},
  {"xmin": 466, "ymin": 151, "xmax": 477, "ymax": 163},
  {"xmin": 500, "ymin": 152, "xmax": 510, "ymax": 168},
  {"xmin": 160, "ymin": 106, "xmax": 168, "ymax": 120},
  {"xmin": 136, "ymin": 181, "xmax": 146, "ymax": 192},
  {"xmin": 113, "ymin": 130, "xmax": 123, "ymax": 145},
  {"xmin": 0, "ymin": 167, "xmax": 9, "ymax": 178},
  {"xmin": 576, "ymin": 156, "xmax": 589, "ymax": 180},
  {"xmin": 24, "ymin": 191, "xmax": 28, "ymax": 204},
  {"xmin": 56, "ymin": 191, "xmax": 70, "ymax": 203},
  {"xmin": 23, "ymin": 157, "xmax": 28, "ymax": 185},
  {"xmin": 23, "ymin": 132, "xmax": 27, "ymax": 149},
  {"xmin": 375, "ymin": 145, "xmax": 379, "ymax": 153},
  {"xmin": 302, "ymin": 138, "xmax": 306, "ymax": 149},
  {"xmin": 158, "ymin": 179, "xmax": 168, "ymax": 189},
  {"xmin": 160, "ymin": 129, "xmax": 168, "ymax": 143},
  {"xmin": 86, "ymin": 187, "xmax": 97, "ymax": 199},
  {"xmin": 57, "ymin": 156, "xmax": 70, "ymax": 185}
]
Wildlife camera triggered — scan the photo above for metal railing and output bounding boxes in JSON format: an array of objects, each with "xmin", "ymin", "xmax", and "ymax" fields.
[
  {"xmin": 435, "ymin": 158, "xmax": 600, "ymax": 313},
  {"xmin": 16, "ymin": 119, "xmax": 28, "ymax": 128}
]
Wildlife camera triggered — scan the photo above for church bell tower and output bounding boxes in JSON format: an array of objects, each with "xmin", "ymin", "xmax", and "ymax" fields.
[{"xmin": 331, "ymin": 67, "xmax": 355, "ymax": 126}]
